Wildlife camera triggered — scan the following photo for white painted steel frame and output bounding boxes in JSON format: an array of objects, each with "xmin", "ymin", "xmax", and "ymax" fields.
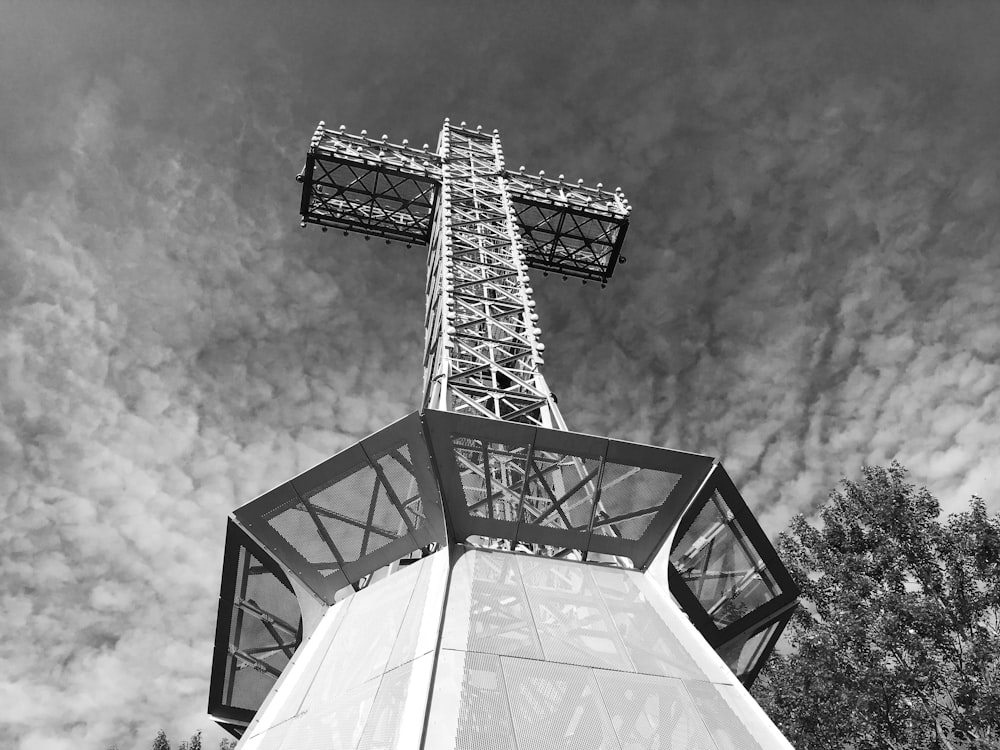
[{"xmin": 423, "ymin": 123, "xmax": 558, "ymax": 429}]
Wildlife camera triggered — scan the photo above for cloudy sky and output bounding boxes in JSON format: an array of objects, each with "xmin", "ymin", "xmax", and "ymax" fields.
[{"xmin": 2, "ymin": 1, "xmax": 999, "ymax": 748}]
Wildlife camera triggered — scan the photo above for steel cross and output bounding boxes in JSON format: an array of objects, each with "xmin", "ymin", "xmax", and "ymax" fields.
[{"xmin": 298, "ymin": 118, "xmax": 631, "ymax": 430}]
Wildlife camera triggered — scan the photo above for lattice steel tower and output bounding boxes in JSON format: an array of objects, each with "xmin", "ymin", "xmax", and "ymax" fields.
[{"xmin": 208, "ymin": 119, "xmax": 800, "ymax": 749}]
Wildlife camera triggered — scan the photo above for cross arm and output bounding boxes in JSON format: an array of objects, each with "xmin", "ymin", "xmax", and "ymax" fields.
[
  {"xmin": 505, "ymin": 170, "xmax": 632, "ymax": 284},
  {"xmin": 297, "ymin": 122, "xmax": 442, "ymax": 245}
]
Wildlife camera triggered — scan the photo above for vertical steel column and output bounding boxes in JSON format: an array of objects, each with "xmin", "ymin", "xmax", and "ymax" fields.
[{"xmin": 423, "ymin": 121, "xmax": 562, "ymax": 429}]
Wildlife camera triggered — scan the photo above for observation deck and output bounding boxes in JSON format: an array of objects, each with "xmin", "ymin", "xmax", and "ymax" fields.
[{"xmin": 209, "ymin": 411, "xmax": 798, "ymax": 737}]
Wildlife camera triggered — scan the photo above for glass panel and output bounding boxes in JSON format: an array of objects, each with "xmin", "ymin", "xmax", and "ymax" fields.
[
  {"xmin": 595, "ymin": 671, "xmax": 717, "ymax": 750},
  {"xmin": 671, "ymin": 491, "xmax": 782, "ymax": 628},
  {"xmin": 517, "ymin": 556, "xmax": 632, "ymax": 672},
  {"xmin": 500, "ymin": 657, "xmax": 619, "ymax": 750}
]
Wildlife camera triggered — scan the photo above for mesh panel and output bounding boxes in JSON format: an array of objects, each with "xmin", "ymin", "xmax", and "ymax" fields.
[
  {"xmin": 517, "ymin": 556, "xmax": 632, "ymax": 672},
  {"xmin": 443, "ymin": 550, "xmax": 543, "ymax": 659},
  {"xmin": 501, "ymin": 657, "xmax": 620, "ymax": 750},
  {"xmin": 223, "ymin": 547, "xmax": 300, "ymax": 715},
  {"xmin": 307, "ymin": 461, "xmax": 403, "ymax": 561},
  {"xmin": 226, "ymin": 603, "xmax": 279, "ymax": 712},
  {"xmin": 596, "ymin": 671, "xmax": 716, "ymax": 750},
  {"xmin": 685, "ymin": 680, "xmax": 765, "ymax": 750},
  {"xmin": 427, "ymin": 650, "xmax": 517, "ymax": 750},
  {"xmin": 685, "ymin": 682, "xmax": 792, "ymax": 750},
  {"xmin": 588, "ymin": 566, "xmax": 706, "ymax": 680},
  {"xmin": 453, "ymin": 436, "xmax": 489, "ymax": 518},
  {"xmin": 357, "ymin": 659, "xmax": 424, "ymax": 750},
  {"xmin": 253, "ymin": 598, "xmax": 353, "ymax": 733},
  {"xmin": 375, "ymin": 444, "xmax": 423, "ymax": 530},
  {"xmin": 269, "ymin": 571, "xmax": 423, "ymax": 748},
  {"xmin": 266, "ymin": 500, "xmax": 342, "ymax": 578},
  {"xmin": 671, "ymin": 491, "xmax": 781, "ymax": 628},
  {"xmin": 593, "ymin": 463, "xmax": 681, "ymax": 541},
  {"xmin": 387, "ymin": 554, "xmax": 441, "ymax": 670},
  {"xmin": 242, "ymin": 716, "xmax": 295, "ymax": 749},
  {"xmin": 277, "ymin": 675, "xmax": 381, "ymax": 750},
  {"xmin": 453, "ymin": 435, "xmax": 530, "ymax": 522},
  {"xmin": 518, "ymin": 450, "xmax": 601, "ymax": 533},
  {"xmin": 318, "ymin": 564, "xmax": 418, "ymax": 690}
]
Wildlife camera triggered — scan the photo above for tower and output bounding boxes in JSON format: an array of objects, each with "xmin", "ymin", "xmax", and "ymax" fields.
[{"xmin": 208, "ymin": 120, "xmax": 800, "ymax": 749}]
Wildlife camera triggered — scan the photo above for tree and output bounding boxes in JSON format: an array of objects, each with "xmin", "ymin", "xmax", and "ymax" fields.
[
  {"xmin": 754, "ymin": 463, "xmax": 1000, "ymax": 749},
  {"xmin": 178, "ymin": 731, "xmax": 202, "ymax": 750},
  {"xmin": 151, "ymin": 730, "xmax": 170, "ymax": 750}
]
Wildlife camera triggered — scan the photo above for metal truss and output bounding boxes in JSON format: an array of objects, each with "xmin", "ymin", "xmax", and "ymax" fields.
[
  {"xmin": 209, "ymin": 521, "xmax": 302, "ymax": 735},
  {"xmin": 298, "ymin": 119, "xmax": 628, "ymax": 430},
  {"xmin": 299, "ymin": 121, "xmax": 630, "ymax": 279},
  {"xmin": 423, "ymin": 125, "xmax": 557, "ymax": 427}
]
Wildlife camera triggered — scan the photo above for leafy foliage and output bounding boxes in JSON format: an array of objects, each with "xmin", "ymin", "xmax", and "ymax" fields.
[
  {"xmin": 754, "ymin": 463, "xmax": 1000, "ymax": 749},
  {"xmin": 147, "ymin": 729, "xmax": 225, "ymax": 750}
]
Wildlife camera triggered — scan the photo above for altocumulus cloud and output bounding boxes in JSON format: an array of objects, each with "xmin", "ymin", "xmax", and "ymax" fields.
[{"xmin": 1, "ymin": 2, "xmax": 999, "ymax": 748}]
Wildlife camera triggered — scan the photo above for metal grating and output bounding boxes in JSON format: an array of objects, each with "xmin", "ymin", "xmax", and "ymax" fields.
[
  {"xmin": 596, "ymin": 671, "xmax": 717, "ymax": 750},
  {"xmin": 374, "ymin": 444, "xmax": 425, "ymax": 531},
  {"xmin": 500, "ymin": 657, "xmax": 621, "ymax": 750}
]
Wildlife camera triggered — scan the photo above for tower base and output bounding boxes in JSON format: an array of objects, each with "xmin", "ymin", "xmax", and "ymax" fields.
[{"xmin": 236, "ymin": 546, "xmax": 792, "ymax": 750}]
